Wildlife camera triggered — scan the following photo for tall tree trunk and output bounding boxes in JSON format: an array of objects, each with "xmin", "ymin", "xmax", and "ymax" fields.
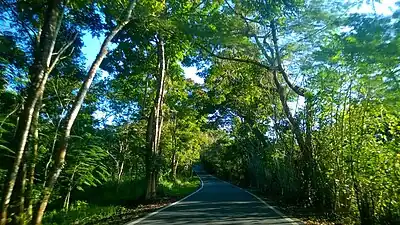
[
  {"xmin": 0, "ymin": 1, "xmax": 63, "ymax": 224},
  {"xmin": 171, "ymin": 150, "xmax": 177, "ymax": 179},
  {"xmin": 155, "ymin": 81, "xmax": 166, "ymax": 189},
  {"xmin": 145, "ymin": 110, "xmax": 155, "ymax": 200},
  {"xmin": 9, "ymin": 159, "xmax": 27, "ymax": 225},
  {"xmin": 42, "ymin": 114, "xmax": 61, "ymax": 187},
  {"xmin": 117, "ymin": 161, "xmax": 124, "ymax": 183},
  {"xmin": 25, "ymin": 95, "xmax": 42, "ymax": 220},
  {"xmin": 63, "ymin": 164, "xmax": 78, "ymax": 212},
  {"xmin": 170, "ymin": 106, "xmax": 177, "ymax": 179},
  {"xmin": 304, "ymin": 96, "xmax": 316, "ymax": 202},
  {"xmin": 145, "ymin": 36, "xmax": 167, "ymax": 200},
  {"xmin": 270, "ymin": 21, "xmax": 314, "ymax": 204},
  {"xmin": 272, "ymin": 71, "xmax": 313, "ymax": 203},
  {"xmin": 173, "ymin": 160, "xmax": 178, "ymax": 179},
  {"xmin": 31, "ymin": 3, "xmax": 136, "ymax": 224}
]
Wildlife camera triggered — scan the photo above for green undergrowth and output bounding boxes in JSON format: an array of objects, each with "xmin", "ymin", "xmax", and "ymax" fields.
[
  {"xmin": 43, "ymin": 176, "xmax": 200, "ymax": 225},
  {"xmin": 44, "ymin": 202, "xmax": 128, "ymax": 225},
  {"xmin": 159, "ymin": 176, "xmax": 200, "ymax": 198}
]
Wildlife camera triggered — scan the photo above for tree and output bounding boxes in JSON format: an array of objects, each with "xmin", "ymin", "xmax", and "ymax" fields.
[
  {"xmin": 31, "ymin": 1, "xmax": 137, "ymax": 224},
  {"xmin": 1, "ymin": 1, "xmax": 65, "ymax": 223}
]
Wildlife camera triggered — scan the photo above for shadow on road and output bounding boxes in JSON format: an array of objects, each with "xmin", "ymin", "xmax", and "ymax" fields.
[{"xmin": 130, "ymin": 168, "xmax": 300, "ymax": 225}]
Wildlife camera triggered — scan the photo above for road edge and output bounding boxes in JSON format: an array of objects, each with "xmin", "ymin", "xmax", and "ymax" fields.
[
  {"xmin": 209, "ymin": 174, "xmax": 304, "ymax": 225},
  {"xmin": 124, "ymin": 172, "xmax": 204, "ymax": 225}
]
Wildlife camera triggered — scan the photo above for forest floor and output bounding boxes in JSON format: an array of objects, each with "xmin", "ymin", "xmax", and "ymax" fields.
[{"xmin": 42, "ymin": 177, "xmax": 201, "ymax": 225}]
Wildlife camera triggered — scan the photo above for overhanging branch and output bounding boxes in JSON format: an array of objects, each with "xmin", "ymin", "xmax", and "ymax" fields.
[
  {"xmin": 198, "ymin": 44, "xmax": 274, "ymax": 71},
  {"xmin": 48, "ymin": 32, "xmax": 78, "ymax": 73},
  {"xmin": 271, "ymin": 20, "xmax": 306, "ymax": 97}
]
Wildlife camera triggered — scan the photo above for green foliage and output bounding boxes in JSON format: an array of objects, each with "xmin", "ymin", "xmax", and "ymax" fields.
[
  {"xmin": 0, "ymin": 0, "xmax": 399, "ymax": 224},
  {"xmin": 42, "ymin": 177, "xmax": 200, "ymax": 225},
  {"xmin": 200, "ymin": 1, "xmax": 400, "ymax": 224},
  {"xmin": 43, "ymin": 201, "xmax": 129, "ymax": 225},
  {"xmin": 158, "ymin": 176, "xmax": 200, "ymax": 198}
]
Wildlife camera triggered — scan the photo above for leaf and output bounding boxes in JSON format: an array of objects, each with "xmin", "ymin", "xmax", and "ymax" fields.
[
  {"xmin": 0, "ymin": 145, "xmax": 14, "ymax": 154},
  {"xmin": 70, "ymin": 135, "xmax": 84, "ymax": 140},
  {"xmin": 76, "ymin": 186, "xmax": 84, "ymax": 191}
]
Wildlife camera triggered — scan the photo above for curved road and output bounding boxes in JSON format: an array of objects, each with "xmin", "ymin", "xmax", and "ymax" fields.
[{"xmin": 126, "ymin": 167, "xmax": 301, "ymax": 225}]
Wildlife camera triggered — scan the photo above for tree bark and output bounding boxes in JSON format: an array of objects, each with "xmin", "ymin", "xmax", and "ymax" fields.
[
  {"xmin": 273, "ymin": 71, "xmax": 313, "ymax": 203},
  {"xmin": 270, "ymin": 21, "xmax": 305, "ymax": 97},
  {"xmin": 24, "ymin": 95, "xmax": 42, "ymax": 220},
  {"xmin": 0, "ymin": 1, "xmax": 63, "ymax": 224},
  {"xmin": 173, "ymin": 160, "xmax": 178, "ymax": 179},
  {"xmin": 63, "ymin": 164, "xmax": 78, "ymax": 212},
  {"xmin": 145, "ymin": 109, "xmax": 155, "ymax": 200},
  {"xmin": 145, "ymin": 36, "xmax": 167, "ymax": 200},
  {"xmin": 42, "ymin": 111, "xmax": 63, "ymax": 187},
  {"xmin": 171, "ymin": 149, "xmax": 177, "ymax": 179},
  {"xmin": 9, "ymin": 158, "xmax": 26, "ymax": 225},
  {"xmin": 117, "ymin": 161, "xmax": 124, "ymax": 183},
  {"xmin": 31, "ymin": 2, "xmax": 136, "ymax": 224},
  {"xmin": 270, "ymin": 21, "xmax": 314, "ymax": 204}
]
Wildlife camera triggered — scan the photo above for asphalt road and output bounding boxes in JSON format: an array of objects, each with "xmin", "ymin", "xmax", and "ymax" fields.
[{"xmin": 126, "ymin": 167, "xmax": 300, "ymax": 225}]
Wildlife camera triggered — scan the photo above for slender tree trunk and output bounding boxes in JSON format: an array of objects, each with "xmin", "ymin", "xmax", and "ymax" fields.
[
  {"xmin": 170, "ymin": 110, "xmax": 177, "ymax": 179},
  {"xmin": 117, "ymin": 140, "xmax": 127, "ymax": 183},
  {"xmin": 273, "ymin": 72, "xmax": 306, "ymax": 154},
  {"xmin": 305, "ymin": 99, "xmax": 313, "ymax": 155},
  {"xmin": 173, "ymin": 160, "xmax": 178, "ymax": 179},
  {"xmin": 62, "ymin": 190, "xmax": 71, "ymax": 212},
  {"xmin": 117, "ymin": 161, "xmax": 124, "ymax": 183},
  {"xmin": 145, "ymin": 110, "xmax": 155, "ymax": 200},
  {"xmin": 154, "ymin": 89, "xmax": 166, "ymax": 190},
  {"xmin": 24, "ymin": 95, "xmax": 42, "ymax": 220},
  {"xmin": 145, "ymin": 36, "xmax": 167, "ymax": 200},
  {"xmin": 0, "ymin": 1, "xmax": 63, "ymax": 224},
  {"xmin": 31, "ymin": 3, "xmax": 136, "ymax": 224},
  {"xmin": 171, "ymin": 150, "xmax": 177, "ymax": 178},
  {"xmin": 305, "ymin": 96, "xmax": 316, "ymax": 202},
  {"xmin": 140, "ymin": 74, "xmax": 151, "ymax": 119},
  {"xmin": 43, "ymin": 111, "xmax": 63, "ymax": 187},
  {"xmin": 9, "ymin": 159, "xmax": 26, "ymax": 225},
  {"xmin": 63, "ymin": 165, "xmax": 77, "ymax": 212},
  {"xmin": 270, "ymin": 20, "xmax": 315, "ymax": 204},
  {"xmin": 0, "ymin": 104, "xmax": 20, "ymax": 132}
]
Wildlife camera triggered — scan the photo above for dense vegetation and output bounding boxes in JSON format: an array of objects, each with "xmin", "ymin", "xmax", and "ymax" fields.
[{"xmin": 0, "ymin": 0, "xmax": 399, "ymax": 225}]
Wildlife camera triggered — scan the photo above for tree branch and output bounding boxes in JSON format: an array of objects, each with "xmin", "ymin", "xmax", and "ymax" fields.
[
  {"xmin": 224, "ymin": 0, "xmax": 263, "ymax": 25},
  {"xmin": 48, "ymin": 32, "xmax": 78, "ymax": 74},
  {"xmin": 198, "ymin": 44, "xmax": 274, "ymax": 71},
  {"xmin": 0, "ymin": 104, "xmax": 20, "ymax": 129},
  {"xmin": 271, "ymin": 20, "xmax": 305, "ymax": 97},
  {"xmin": 253, "ymin": 36, "xmax": 273, "ymax": 65}
]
